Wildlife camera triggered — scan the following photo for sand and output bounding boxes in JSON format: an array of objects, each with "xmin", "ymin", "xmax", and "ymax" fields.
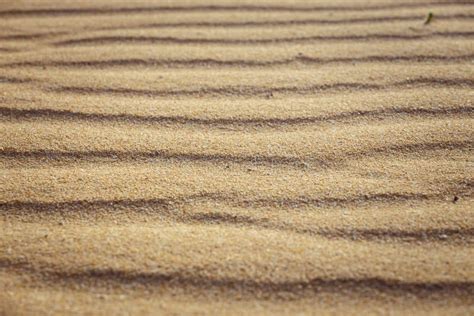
[{"xmin": 1, "ymin": 0, "xmax": 473, "ymax": 315}]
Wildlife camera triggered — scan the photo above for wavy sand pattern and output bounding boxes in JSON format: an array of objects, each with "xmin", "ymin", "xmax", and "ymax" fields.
[{"xmin": 1, "ymin": 0, "xmax": 473, "ymax": 315}]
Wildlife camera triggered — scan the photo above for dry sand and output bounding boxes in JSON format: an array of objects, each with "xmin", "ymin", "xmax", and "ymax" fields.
[{"xmin": 1, "ymin": 0, "xmax": 473, "ymax": 315}]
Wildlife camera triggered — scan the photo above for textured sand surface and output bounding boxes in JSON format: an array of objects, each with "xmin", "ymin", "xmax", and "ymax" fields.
[{"xmin": 1, "ymin": 0, "xmax": 473, "ymax": 315}]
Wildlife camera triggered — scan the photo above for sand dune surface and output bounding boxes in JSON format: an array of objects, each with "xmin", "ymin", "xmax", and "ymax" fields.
[{"xmin": 1, "ymin": 0, "xmax": 473, "ymax": 315}]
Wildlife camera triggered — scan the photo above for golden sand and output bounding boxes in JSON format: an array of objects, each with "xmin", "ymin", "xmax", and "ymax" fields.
[{"xmin": 1, "ymin": 0, "xmax": 473, "ymax": 314}]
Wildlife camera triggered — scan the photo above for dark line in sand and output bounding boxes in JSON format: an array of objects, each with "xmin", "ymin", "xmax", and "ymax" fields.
[
  {"xmin": 0, "ymin": 140, "xmax": 472, "ymax": 168},
  {"xmin": 2, "ymin": 181, "xmax": 472, "ymax": 243},
  {"xmin": 0, "ymin": 76, "xmax": 33, "ymax": 84},
  {"xmin": 2, "ymin": 181, "xmax": 472, "ymax": 212},
  {"xmin": 0, "ymin": 32, "xmax": 68, "ymax": 40},
  {"xmin": 1, "ymin": 259, "xmax": 473, "ymax": 299},
  {"xmin": 3, "ymin": 14, "xmax": 472, "ymax": 43},
  {"xmin": 47, "ymin": 78, "xmax": 474, "ymax": 98},
  {"xmin": 54, "ymin": 31, "xmax": 474, "ymax": 46},
  {"xmin": 4, "ymin": 54, "xmax": 473, "ymax": 69},
  {"xmin": 0, "ymin": 48, "xmax": 19, "ymax": 52},
  {"xmin": 188, "ymin": 212, "xmax": 474, "ymax": 242},
  {"xmin": 0, "ymin": 148, "xmax": 324, "ymax": 167},
  {"xmin": 93, "ymin": 14, "xmax": 474, "ymax": 30},
  {"xmin": 1, "ymin": 106, "xmax": 472, "ymax": 128},
  {"xmin": 0, "ymin": 2, "xmax": 472, "ymax": 17},
  {"xmin": 1, "ymin": 14, "xmax": 471, "ymax": 43}
]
